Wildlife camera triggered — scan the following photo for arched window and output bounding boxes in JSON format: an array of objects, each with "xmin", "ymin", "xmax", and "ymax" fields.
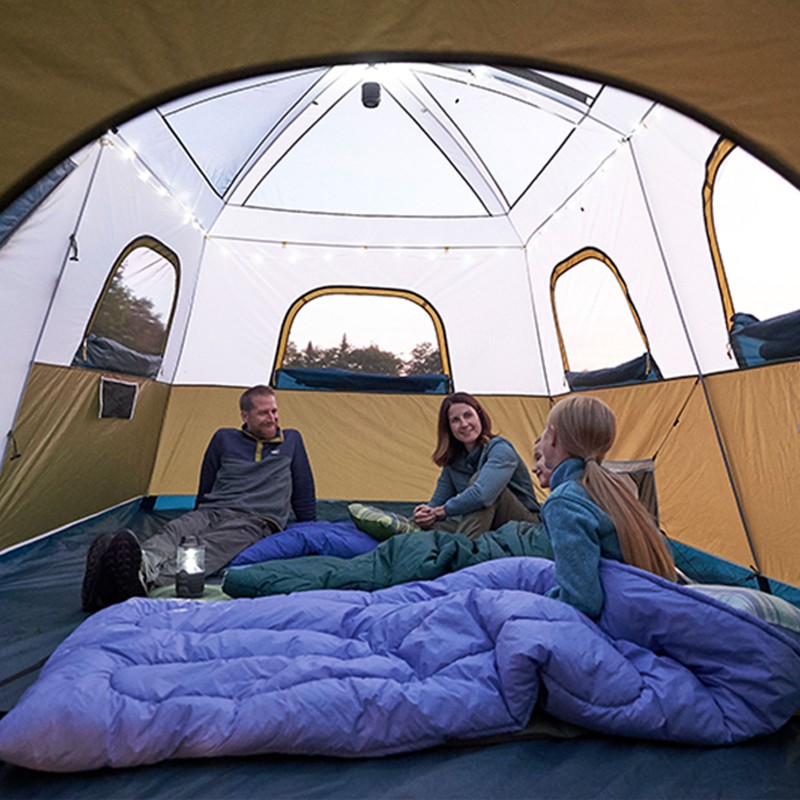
[
  {"xmin": 73, "ymin": 237, "xmax": 180, "ymax": 378},
  {"xmin": 705, "ymin": 138, "xmax": 800, "ymax": 368},
  {"xmin": 272, "ymin": 287, "xmax": 451, "ymax": 393},
  {"xmin": 551, "ymin": 248, "xmax": 661, "ymax": 390}
]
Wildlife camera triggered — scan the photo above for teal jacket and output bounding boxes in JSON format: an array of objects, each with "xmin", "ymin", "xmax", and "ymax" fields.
[
  {"xmin": 542, "ymin": 458, "xmax": 623, "ymax": 617},
  {"xmin": 428, "ymin": 436, "xmax": 540, "ymax": 519}
]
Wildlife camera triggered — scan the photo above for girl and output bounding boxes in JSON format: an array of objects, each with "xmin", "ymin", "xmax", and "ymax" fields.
[{"xmin": 540, "ymin": 394, "xmax": 676, "ymax": 617}]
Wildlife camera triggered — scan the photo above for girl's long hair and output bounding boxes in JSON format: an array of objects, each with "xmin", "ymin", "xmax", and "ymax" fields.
[
  {"xmin": 547, "ymin": 395, "xmax": 676, "ymax": 581},
  {"xmin": 432, "ymin": 392, "xmax": 494, "ymax": 467}
]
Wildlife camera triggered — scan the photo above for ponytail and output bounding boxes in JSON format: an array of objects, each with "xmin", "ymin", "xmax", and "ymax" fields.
[
  {"xmin": 548, "ymin": 395, "xmax": 676, "ymax": 581},
  {"xmin": 582, "ymin": 460, "xmax": 676, "ymax": 581}
]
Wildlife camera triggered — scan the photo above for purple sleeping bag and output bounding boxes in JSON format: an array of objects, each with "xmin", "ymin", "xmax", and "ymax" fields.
[{"xmin": 0, "ymin": 557, "xmax": 798, "ymax": 772}]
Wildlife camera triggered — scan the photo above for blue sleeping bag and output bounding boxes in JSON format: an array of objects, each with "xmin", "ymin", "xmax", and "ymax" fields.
[
  {"xmin": 0, "ymin": 557, "xmax": 798, "ymax": 772},
  {"xmin": 229, "ymin": 520, "xmax": 377, "ymax": 566}
]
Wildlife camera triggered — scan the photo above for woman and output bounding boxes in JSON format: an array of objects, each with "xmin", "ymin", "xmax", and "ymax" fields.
[
  {"xmin": 539, "ymin": 394, "xmax": 676, "ymax": 617},
  {"xmin": 350, "ymin": 392, "xmax": 540, "ymax": 541}
]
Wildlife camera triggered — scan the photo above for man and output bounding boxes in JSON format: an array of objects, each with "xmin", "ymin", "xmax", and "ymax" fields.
[{"xmin": 82, "ymin": 385, "xmax": 316, "ymax": 611}]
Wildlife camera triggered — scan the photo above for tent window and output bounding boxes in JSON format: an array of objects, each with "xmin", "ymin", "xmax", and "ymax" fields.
[
  {"xmin": 551, "ymin": 248, "xmax": 661, "ymax": 390},
  {"xmin": 706, "ymin": 138, "xmax": 800, "ymax": 368},
  {"xmin": 72, "ymin": 237, "xmax": 180, "ymax": 379},
  {"xmin": 272, "ymin": 288, "xmax": 451, "ymax": 393}
]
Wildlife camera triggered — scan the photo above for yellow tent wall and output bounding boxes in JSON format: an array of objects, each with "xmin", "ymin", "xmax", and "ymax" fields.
[{"xmin": 0, "ymin": 365, "xmax": 168, "ymax": 542}]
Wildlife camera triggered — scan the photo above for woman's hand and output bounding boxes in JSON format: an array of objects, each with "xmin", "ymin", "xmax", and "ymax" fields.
[{"xmin": 413, "ymin": 504, "xmax": 445, "ymax": 529}]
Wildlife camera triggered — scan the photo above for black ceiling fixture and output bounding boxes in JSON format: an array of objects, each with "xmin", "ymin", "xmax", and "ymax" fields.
[{"xmin": 362, "ymin": 81, "xmax": 381, "ymax": 108}]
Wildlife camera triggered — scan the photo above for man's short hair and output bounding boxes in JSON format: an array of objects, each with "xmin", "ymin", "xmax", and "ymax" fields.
[{"xmin": 239, "ymin": 385, "xmax": 276, "ymax": 412}]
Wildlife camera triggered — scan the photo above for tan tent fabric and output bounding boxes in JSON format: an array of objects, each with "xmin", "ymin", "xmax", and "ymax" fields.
[
  {"xmin": 0, "ymin": 365, "xmax": 168, "ymax": 547},
  {"xmin": 705, "ymin": 362, "xmax": 800, "ymax": 581},
  {"xmin": 150, "ymin": 389, "xmax": 553, "ymax": 505},
  {"xmin": 2, "ymin": 0, "xmax": 800, "ymax": 210}
]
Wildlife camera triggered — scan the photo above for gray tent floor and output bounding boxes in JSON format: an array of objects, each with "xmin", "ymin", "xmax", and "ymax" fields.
[{"xmin": 2, "ymin": 499, "xmax": 800, "ymax": 799}]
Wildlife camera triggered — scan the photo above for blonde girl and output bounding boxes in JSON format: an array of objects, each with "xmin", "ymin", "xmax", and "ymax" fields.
[{"xmin": 539, "ymin": 394, "xmax": 675, "ymax": 616}]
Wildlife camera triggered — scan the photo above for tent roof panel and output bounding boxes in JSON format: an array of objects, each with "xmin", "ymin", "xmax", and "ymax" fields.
[
  {"xmin": 245, "ymin": 82, "xmax": 488, "ymax": 216},
  {"xmin": 162, "ymin": 69, "xmax": 327, "ymax": 196}
]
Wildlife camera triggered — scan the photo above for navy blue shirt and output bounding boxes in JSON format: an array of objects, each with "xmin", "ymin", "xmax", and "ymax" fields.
[{"xmin": 197, "ymin": 427, "xmax": 316, "ymax": 527}]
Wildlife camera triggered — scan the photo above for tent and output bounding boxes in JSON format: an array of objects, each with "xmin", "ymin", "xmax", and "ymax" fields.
[
  {"xmin": 2, "ymin": 1, "xmax": 800, "ymax": 795},
  {"xmin": 3, "ymin": 2, "xmax": 800, "ymax": 589}
]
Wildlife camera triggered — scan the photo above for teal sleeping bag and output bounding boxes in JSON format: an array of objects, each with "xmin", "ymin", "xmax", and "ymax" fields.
[{"xmin": 223, "ymin": 522, "xmax": 552, "ymax": 597}]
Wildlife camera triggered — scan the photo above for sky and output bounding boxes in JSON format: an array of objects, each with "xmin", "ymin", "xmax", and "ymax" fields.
[{"xmin": 288, "ymin": 293, "xmax": 439, "ymax": 357}]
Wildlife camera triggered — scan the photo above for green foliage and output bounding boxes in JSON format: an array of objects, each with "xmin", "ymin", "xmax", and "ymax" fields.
[
  {"xmin": 284, "ymin": 336, "xmax": 443, "ymax": 376},
  {"xmin": 406, "ymin": 341, "xmax": 443, "ymax": 374},
  {"xmin": 91, "ymin": 278, "xmax": 166, "ymax": 355}
]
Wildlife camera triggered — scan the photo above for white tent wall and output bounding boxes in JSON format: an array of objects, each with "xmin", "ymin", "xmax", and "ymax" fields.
[
  {"xmin": 0, "ymin": 135, "xmax": 209, "ymax": 548},
  {"xmin": 629, "ymin": 108, "xmax": 731, "ymax": 374},
  {"xmin": 117, "ymin": 112, "xmax": 225, "ymax": 236},
  {"xmin": 0, "ymin": 146, "xmax": 97, "ymax": 452},
  {"xmin": 175, "ymin": 241, "xmax": 542, "ymax": 393},
  {"xmin": 523, "ymin": 142, "xmax": 698, "ymax": 389},
  {"xmin": 34, "ymin": 140, "xmax": 208, "ymax": 377}
]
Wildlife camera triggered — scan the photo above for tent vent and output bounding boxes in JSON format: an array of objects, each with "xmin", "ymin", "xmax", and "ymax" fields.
[
  {"xmin": 99, "ymin": 377, "xmax": 139, "ymax": 420},
  {"xmin": 605, "ymin": 459, "xmax": 659, "ymax": 524}
]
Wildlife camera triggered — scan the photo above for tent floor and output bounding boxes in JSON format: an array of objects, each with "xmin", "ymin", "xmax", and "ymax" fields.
[
  {"xmin": 2, "ymin": 500, "xmax": 800, "ymax": 798},
  {"xmin": 2, "ymin": 721, "xmax": 800, "ymax": 800}
]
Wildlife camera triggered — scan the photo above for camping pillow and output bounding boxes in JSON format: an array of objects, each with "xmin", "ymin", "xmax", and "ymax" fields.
[
  {"xmin": 689, "ymin": 584, "xmax": 800, "ymax": 637},
  {"xmin": 274, "ymin": 366, "xmax": 450, "ymax": 394},
  {"xmin": 566, "ymin": 352, "xmax": 662, "ymax": 391},
  {"xmin": 72, "ymin": 333, "xmax": 162, "ymax": 379},
  {"xmin": 729, "ymin": 309, "xmax": 800, "ymax": 368}
]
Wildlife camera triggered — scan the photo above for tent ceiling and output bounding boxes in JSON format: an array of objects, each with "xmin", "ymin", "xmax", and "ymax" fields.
[
  {"xmin": 147, "ymin": 64, "xmax": 630, "ymax": 220},
  {"xmin": 6, "ymin": 0, "xmax": 800, "ymax": 217}
]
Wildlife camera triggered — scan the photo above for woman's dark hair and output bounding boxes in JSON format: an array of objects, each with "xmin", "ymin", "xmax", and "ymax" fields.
[{"xmin": 432, "ymin": 392, "xmax": 494, "ymax": 466}]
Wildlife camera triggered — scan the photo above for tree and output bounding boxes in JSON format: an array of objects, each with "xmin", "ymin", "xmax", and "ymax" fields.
[
  {"xmin": 283, "ymin": 337, "xmax": 442, "ymax": 377},
  {"xmin": 405, "ymin": 341, "xmax": 442, "ymax": 374},
  {"xmin": 346, "ymin": 344, "xmax": 405, "ymax": 375},
  {"xmin": 91, "ymin": 279, "xmax": 166, "ymax": 355},
  {"xmin": 282, "ymin": 340, "xmax": 302, "ymax": 365}
]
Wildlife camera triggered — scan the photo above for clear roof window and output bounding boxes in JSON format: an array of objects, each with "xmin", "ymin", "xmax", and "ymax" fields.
[
  {"xmin": 415, "ymin": 71, "xmax": 577, "ymax": 207},
  {"xmin": 150, "ymin": 63, "xmax": 629, "ymax": 218},
  {"xmin": 163, "ymin": 69, "xmax": 325, "ymax": 196},
  {"xmin": 245, "ymin": 83, "xmax": 487, "ymax": 216}
]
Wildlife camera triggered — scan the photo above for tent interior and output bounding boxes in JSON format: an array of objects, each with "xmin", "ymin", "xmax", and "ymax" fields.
[{"xmin": 3, "ymin": 3, "xmax": 800, "ymax": 797}]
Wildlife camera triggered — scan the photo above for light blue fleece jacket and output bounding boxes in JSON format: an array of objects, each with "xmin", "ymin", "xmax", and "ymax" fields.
[{"xmin": 542, "ymin": 457, "xmax": 624, "ymax": 618}]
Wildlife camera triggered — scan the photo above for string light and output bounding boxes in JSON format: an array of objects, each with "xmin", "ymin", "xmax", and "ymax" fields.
[{"xmin": 110, "ymin": 131, "xmax": 209, "ymax": 237}]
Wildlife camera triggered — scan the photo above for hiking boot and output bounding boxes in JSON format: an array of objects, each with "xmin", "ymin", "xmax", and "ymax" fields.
[
  {"xmin": 348, "ymin": 503, "xmax": 421, "ymax": 541},
  {"xmin": 81, "ymin": 531, "xmax": 115, "ymax": 612},
  {"xmin": 96, "ymin": 529, "xmax": 148, "ymax": 608}
]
